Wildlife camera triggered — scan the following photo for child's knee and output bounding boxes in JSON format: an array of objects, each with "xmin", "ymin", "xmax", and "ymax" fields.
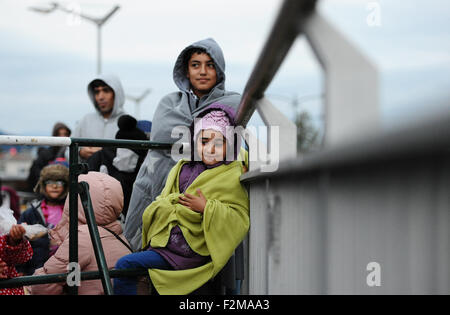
[{"xmin": 115, "ymin": 255, "xmax": 132, "ymax": 270}]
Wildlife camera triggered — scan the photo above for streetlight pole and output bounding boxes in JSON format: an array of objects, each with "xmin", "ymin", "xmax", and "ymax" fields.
[
  {"xmin": 29, "ymin": 2, "xmax": 120, "ymax": 75},
  {"xmin": 97, "ymin": 25, "xmax": 101, "ymax": 74},
  {"xmin": 126, "ymin": 89, "xmax": 152, "ymax": 119}
]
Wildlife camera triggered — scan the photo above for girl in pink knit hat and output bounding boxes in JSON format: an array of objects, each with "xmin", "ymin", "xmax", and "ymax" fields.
[{"xmin": 114, "ymin": 103, "xmax": 248, "ymax": 295}]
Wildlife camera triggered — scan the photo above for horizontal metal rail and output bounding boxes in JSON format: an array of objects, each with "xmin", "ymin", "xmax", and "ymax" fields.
[
  {"xmin": 241, "ymin": 108, "xmax": 450, "ymax": 183},
  {"xmin": 0, "ymin": 269, "xmax": 148, "ymax": 289},
  {"xmin": 71, "ymin": 137, "xmax": 173, "ymax": 150},
  {"xmin": 0, "ymin": 135, "xmax": 72, "ymax": 146},
  {"xmin": 235, "ymin": 0, "xmax": 317, "ymax": 127},
  {"xmin": 0, "ymin": 135, "xmax": 173, "ymax": 150}
]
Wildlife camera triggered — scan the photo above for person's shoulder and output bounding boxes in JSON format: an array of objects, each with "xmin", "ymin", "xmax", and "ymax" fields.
[
  {"xmin": 19, "ymin": 206, "xmax": 34, "ymax": 220},
  {"xmin": 153, "ymin": 91, "xmax": 185, "ymax": 114},
  {"xmin": 217, "ymin": 161, "xmax": 246, "ymax": 179},
  {"xmin": 221, "ymin": 91, "xmax": 242, "ymax": 102},
  {"xmin": 19, "ymin": 209, "xmax": 38, "ymax": 225},
  {"xmin": 223, "ymin": 89, "xmax": 241, "ymax": 96},
  {"xmin": 21, "ymin": 200, "xmax": 41, "ymax": 215}
]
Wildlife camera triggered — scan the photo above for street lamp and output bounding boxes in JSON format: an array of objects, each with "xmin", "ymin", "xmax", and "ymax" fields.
[
  {"xmin": 29, "ymin": 2, "xmax": 120, "ymax": 74},
  {"xmin": 126, "ymin": 88, "xmax": 152, "ymax": 119}
]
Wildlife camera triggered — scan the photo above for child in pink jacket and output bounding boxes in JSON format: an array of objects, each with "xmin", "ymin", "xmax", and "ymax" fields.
[
  {"xmin": 29, "ymin": 172, "xmax": 131, "ymax": 295},
  {"xmin": 0, "ymin": 224, "xmax": 33, "ymax": 295}
]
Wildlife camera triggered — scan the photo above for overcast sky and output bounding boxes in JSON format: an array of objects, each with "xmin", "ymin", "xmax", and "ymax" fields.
[{"xmin": 0, "ymin": 0, "xmax": 449, "ymax": 136}]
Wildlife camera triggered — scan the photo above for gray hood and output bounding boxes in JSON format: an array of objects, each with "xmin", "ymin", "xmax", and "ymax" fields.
[
  {"xmin": 87, "ymin": 74, "xmax": 126, "ymax": 119},
  {"xmin": 173, "ymin": 38, "xmax": 226, "ymax": 92}
]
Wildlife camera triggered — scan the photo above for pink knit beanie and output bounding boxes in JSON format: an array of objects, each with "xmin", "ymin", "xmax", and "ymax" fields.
[{"xmin": 193, "ymin": 110, "xmax": 233, "ymax": 143}]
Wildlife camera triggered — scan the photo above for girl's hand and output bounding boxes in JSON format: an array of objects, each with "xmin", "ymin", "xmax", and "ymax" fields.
[
  {"xmin": 8, "ymin": 224, "xmax": 26, "ymax": 245},
  {"xmin": 178, "ymin": 189, "xmax": 207, "ymax": 213},
  {"xmin": 0, "ymin": 259, "xmax": 7, "ymax": 279}
]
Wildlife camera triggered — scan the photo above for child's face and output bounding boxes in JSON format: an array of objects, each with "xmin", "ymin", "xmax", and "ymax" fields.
[
  {"xmin": 197, "ymin": 129, "xmax": 226, "ymax": 166},
  {"xmin": 44, "ymin": 180, "xmax": 65, "ymax": 200},
  {"xmin": 186, "ymin": 52, "xmax": 217, "ymax": 98}
]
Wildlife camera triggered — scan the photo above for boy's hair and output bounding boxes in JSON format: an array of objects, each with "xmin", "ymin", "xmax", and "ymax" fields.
[
  {"xmin": 89, "ymin": 80, "xmax": 115, "ymax": 106},
  {"xmin": 90, "ymin": 79, "xmax": 110, "ymax": 90},
  {"xmin": 183, "ymin": 47, "xmax": 211, "ymax": 74}
]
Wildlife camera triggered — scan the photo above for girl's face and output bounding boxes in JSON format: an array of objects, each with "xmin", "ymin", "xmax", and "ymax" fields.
[
  {"xmin": 44, "ymin": 180, "xmax": 65, "ymax": 200},
  {"xmin": 197, "ymin": 129, "xmax": 226, "ymax": 165}
]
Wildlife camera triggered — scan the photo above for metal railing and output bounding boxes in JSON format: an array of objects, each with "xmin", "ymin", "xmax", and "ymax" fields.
[
  {"xmin": 235, "ymin": 0, "xmax": 316, "ymax": 127},
  {"xmin": 0, "ymin": 0, "xmax": 320, "ymax": 295},
  {"xmin": 1, "ymin": 0, "xmax": 407, "ymax": 295},
  {"xmin": 0, "ymin": 136, "xmax": 173, "ymax": 294},
  {"xmin": 231, "ymin": 0, "xmax": 450, "ymax": 294}
]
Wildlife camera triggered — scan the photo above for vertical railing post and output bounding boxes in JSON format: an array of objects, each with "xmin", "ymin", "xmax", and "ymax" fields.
[
  {"xmin": 78, "ymin": 182, "xmax": 114, "ymax": 295},
  {"xmin": 68, "ymin": 143, "xmax": 79, "ymax": 295}
]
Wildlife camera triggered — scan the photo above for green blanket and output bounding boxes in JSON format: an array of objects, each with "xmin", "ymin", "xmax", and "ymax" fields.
[{"xmin": 142, "ymin": 159, "xmax": 250, "ymax": 294}]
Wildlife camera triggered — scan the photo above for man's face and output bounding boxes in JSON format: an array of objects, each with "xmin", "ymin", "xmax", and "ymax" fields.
[
  {"xmin": 186, "ymin": 52, "xmax": 217, "ymax": 98},
  {"xmin": 94, "ymin": 85, "xmax": 115, "ymax": 117}
]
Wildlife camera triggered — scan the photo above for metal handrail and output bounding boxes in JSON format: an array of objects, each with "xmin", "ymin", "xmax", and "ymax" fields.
[
  {"xmin": 0, "ymin": 269, "xmax": 148, "ymax": 288},
  {"xmin": 0, "ymin": 136, "xmax": 173, "ymax": 294},
  {"xmin": 235, "ymin": 0, "xmax": 317, "ymax": 127},
  {"xmin": 66, "ymin": 138, "xmax": 173, "ymax": 294}
]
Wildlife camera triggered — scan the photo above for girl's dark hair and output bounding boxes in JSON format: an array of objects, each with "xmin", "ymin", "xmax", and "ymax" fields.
[{"xmin": 183, "ymin": 47, "xmax": 210, "ymax": 73}]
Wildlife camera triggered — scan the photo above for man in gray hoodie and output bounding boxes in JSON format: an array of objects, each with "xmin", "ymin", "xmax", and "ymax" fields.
[
  {"xmin": 124, "ymin": 38, "xmax": 241, "ymax": 251},
  {"xmin": 73, "ymin": 74, "xmax": 126, "ymax": 160}
]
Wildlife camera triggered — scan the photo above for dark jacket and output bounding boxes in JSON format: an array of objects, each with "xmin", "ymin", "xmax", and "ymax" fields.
[{"xmin": 17, "ymin": 200, "xmax": 50, "ymax": 275}]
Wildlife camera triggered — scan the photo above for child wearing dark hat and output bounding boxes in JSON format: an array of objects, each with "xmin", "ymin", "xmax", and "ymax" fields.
[
  {"xmin": 87, "ymin": 115, "xmax": 148, "ymax": 218},
  {"xmin": 17, "ymin": 164, "xmax": 69, "ymax": 275}
]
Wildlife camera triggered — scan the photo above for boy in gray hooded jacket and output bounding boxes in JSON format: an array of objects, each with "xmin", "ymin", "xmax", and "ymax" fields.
[
  {"xmin": 124, "ymin": 38, "xmax": 241, "ymax": 251},
  {"xmin": 73, "ymin": 74, "xmax": 127, "ymax": 160}
]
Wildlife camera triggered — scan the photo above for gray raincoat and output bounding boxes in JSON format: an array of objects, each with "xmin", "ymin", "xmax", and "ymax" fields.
[
  {"xmin": 73, "ymin": 74, "xmax": 126, "ymax": 139},
  {"xmin": 124, "ymin": 38, "xmax": 241, "ymax": 251}
]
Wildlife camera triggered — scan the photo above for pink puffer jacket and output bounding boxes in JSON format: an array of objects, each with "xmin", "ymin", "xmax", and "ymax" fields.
[{"xmin": 29, "ymin": 172, "xmax": 131, "ymax": 295}]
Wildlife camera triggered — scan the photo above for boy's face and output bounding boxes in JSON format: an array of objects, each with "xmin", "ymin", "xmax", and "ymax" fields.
[
  {"xmin": 197, "ymin": 129, "xmax": 226, "ymax": 166},
  {"xmin": 186, "ymin": 52, "xmax": 217, "ymax": 98},
  {"xmin": 94, "ymin": 84, "xmax": 115, "ymax": 117},
  {"xmin": 44, "ymin": 180, "xmax": 65, "ymax": 200}
]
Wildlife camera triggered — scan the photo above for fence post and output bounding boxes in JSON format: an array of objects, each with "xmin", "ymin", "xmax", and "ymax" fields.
[
  {"xmin": 78, "ymin": 181, "xmax": 114, "ymax": 295},
  {"xmin": 67, "ymin": 143, "xmax": 79, "ymax": 295}
]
